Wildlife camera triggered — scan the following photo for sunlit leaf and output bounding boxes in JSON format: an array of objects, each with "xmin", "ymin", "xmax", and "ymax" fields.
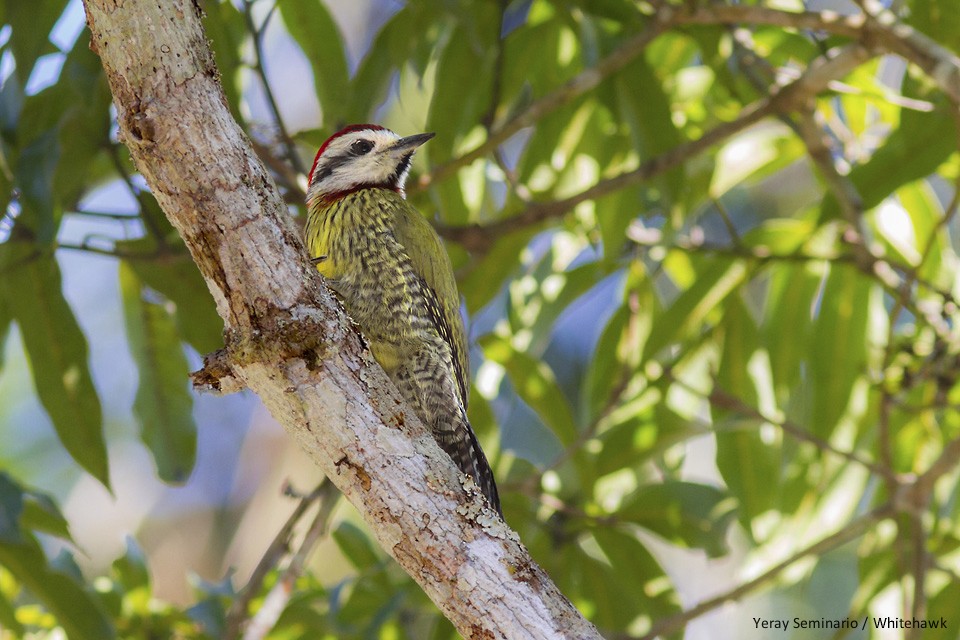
[
  {"xmin": 715, "ymin": 297, "xmax": 780, "ymax": 533},
  {"xmin": 809, "ymin": 265, "xmax": 872, "ymax": 438},
  {"xmin": 482, "ymin": 335, "xmax": 578, "ymax": 445},
  {"xmin": 823, "ymin": 82, "xmax": 956, "ymax": 221},
  {"xmin": 643, "ymin": 256, "xmax": 749, "ymax": 362},
  {"xmin": 763, "ymin": 262, "xmax": 824, "ymax": 400}
]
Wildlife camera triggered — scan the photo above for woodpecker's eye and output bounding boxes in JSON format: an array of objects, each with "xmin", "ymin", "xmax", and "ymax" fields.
[{"xmin": 351, "ymin": 139, "xmax": 374, "ymax": 155}]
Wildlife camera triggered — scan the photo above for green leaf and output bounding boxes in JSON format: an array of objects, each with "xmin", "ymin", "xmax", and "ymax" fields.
[
  {"xmin": 0, "ymin": 507, "xmax": 115, "ymax": 640},
  {"xmin": 500, "ymin": 18, "xmax": 566, "ymax": 109},
  {"xmin": 582, "ymin": 264, "xmax": 653, "ymax": 422},
  {"xmin": 592, "ymin": 527, "xmax": 682, "ymax": 627},
  {"xmin": 809, "ymin": 265, "xmax": 871, "ymax": 438},
  {"xmin": 427, "ymin": 5, "xmax": 499, "ymax": 151},
  {"xmin": 0, "ymin": 70, "xmax": 24, "ymax": 136},
  {"xmin": 0, "ymin": 286, "xmax": 12, "ymax": 377},
  {"xmin": 112, "ymin": 537, "xmax": 150, "ymax": 591},
  {"xmin": 0, "ymin": 589, "xmax": 25, "ymax": 636},
  {"xmin": 482, "ymin": 335, "xmax": 578, "ymax": 445},
  {"xmin": 460, "ymin": 229, "xmax": 535, "ymax": 313},
  {"xmin": 595, "ymin": 185, "xmax": 642, "ymax": 262},
  {"xmin": 0, "ymin": 244, "xmax": 109, "ymax": 486},
  {"xmin": 618, "ymin": 481, "xmax": 736, "ymax": 557},
  {"xmin": 898, "ymin": 180, "xmax": 949, "ymax": 285},
  {"xmin": 509, "ymin": 256, "xmax": 609, "ymax": 355},
  {"xmin": 595, "ymin": 402, "xmax": 703, "ymax": 478},
  {"xmin": 333, "ymin": 522, "xmax": 382, "ymax": 571},
  {"xmin": 711, "ymin": 126, "xmax": 803, "ymax": 198},
  {"xmin": 924, "ymin": 578, "xmax": 960, "ymax": 640},
  {"xmin": 763, "ymin": 262, "xmax": 824, "ymax": 399},
  {"xmin": 643, "ymin": 257, "xmax": 749, "ymax": 362},
  {"xmin": 346, "ymin": 5, "xmax": 434, "ymax": 122},
  {"xmin": 905, "ymin": 0, "xmax": 960, "ymax": 52},
  {"xmin": 20, "ymin": 489, "xmax": 71, "ymax": 541},
  {"xmin": 202, "ymin": 0, "xmax": 246, "ymax": 119},
  {"xmin": 575, "ymin": 547, "xmax": 637, "ymax": 629},
  {"xmin": 715, "ymin": 298, "xmax": 780, "ymax": 532},
  {"xmin": 279, "ymin": 0, "xmax": 350, "ymax": 128},
  {"xmin": 53, "ymin": 39, "xmax": 113, "ymax": 208},
  {"xmin": 6, "ymin": 0, "xmax": 65, "ymax": 85},
  {"xmin": 426, "ymin": 14, "xmax": 498, "ymax": 226},
  {"xmin": 0, "ymin": 474, "xmax": 25, "ymax": 545},
  {"xmin": 120, "ymin": 263, "xmax": 197, "ymax": 484},
  {"xmin": 614, "ymin": 54, "xmax": 684, "ymax": 205},
  {"xmin": 14, "ymin": 128, "xmax": 61, "ymax": 244},
  {"xmin": 121, "ymin": 242, "xmax": 224, "ymax": 354}
]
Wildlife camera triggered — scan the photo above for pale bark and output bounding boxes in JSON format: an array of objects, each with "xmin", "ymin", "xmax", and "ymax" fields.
[{"xmin": 80, "ymin": 1, "xmax": 601, "ymax": 638}]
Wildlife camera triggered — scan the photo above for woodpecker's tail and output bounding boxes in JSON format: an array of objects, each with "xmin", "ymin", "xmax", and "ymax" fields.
[
  {"xmin": 390, "ymin": 357, "xmax": 502, "ymax": 516},
  {"xmin": 452, "ymin": 418, "xmax": 501, "ymax": 517},
  {"xmin": 430, "ymin": 412, "xmax": 502, "ymax": 516}
]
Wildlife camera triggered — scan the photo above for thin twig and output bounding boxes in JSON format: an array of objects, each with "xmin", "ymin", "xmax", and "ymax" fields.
[
  {"xmin": 66, "ymin": 209, "xmax": 139, "ymax": 220},
  {"xmin": 241, "ymin": 481, "xmax": 341, "ymax": 640},
  {"xmin": 223, "ymin": 480, "xmax": 331, "ymax": 640},
  {"xmin": 56, "ymin": 241, "xmax": 164, "ymax": 260},
  {"xmin": 671, "ymin": 3, "xmax": 867, "ymax": 40}
]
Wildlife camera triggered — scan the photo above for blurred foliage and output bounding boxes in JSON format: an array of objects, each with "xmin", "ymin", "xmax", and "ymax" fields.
[{"xmin": 2, "ymin": 0, "xmax": 960, "ymax": 638}]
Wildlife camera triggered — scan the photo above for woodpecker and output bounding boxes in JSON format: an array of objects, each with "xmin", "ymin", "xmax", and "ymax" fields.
[{"xmin": 304, "ymin": 124, "xmax": 501, "ymax": 516}]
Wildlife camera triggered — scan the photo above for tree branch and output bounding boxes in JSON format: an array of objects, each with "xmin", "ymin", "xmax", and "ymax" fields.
[{"xmin": 81, "ymin": 1, "xmax": 600, "ymax": 637}]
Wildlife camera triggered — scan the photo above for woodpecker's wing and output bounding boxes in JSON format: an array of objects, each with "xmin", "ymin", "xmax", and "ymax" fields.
[{"xmin": 391, "ymin": 198, "xmax": 471, "ymax": 406}]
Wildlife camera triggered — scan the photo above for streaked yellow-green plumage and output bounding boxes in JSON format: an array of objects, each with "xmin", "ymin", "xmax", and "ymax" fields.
[
  {"xmin": 307, "ymin": 189, "xmax": 468, "ymax": 396},
  {"xmin": 305, "ymin": 187, "xmax": 500, "ymax": 514}
]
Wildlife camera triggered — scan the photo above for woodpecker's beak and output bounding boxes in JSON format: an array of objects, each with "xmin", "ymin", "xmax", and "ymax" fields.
[{"xmin": 391, "ymin": 132, "xmax": 435, "ymax": 152}]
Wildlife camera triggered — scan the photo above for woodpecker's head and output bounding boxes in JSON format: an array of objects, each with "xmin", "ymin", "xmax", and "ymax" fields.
[{"xmin": 306, "ymin": 124, "xmax": 434, "ymax": 204}]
